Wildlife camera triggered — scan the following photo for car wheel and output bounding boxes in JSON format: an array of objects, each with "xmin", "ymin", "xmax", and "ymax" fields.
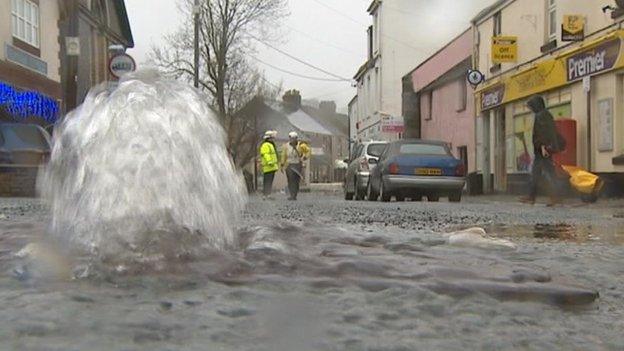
[
  {"xmin": 354, "ymin": 178, "xmax": 365, "ymax": 201},
  {"xmin": 449, "ymin": 191, "xmax": 462, "ymax": 203},
  {"xmin": 367, "ymin": 181, "xmax": 378, "ymax": 201},
  {"xmin": 411, "ymin": 195, "xmax": 423, "ymax": 202},
  {"xmin": 380, "ymin": 181, "xmax": 391, "ymax": 202},
  {"xmin": 580, "ymin": 193, "xmax": 598, "ymax": 203},
  {"xmin": 396, "ymin": 194, "xmax": 405, "ymax": 202},
  {"xmin": 427, "ymin": 194, "xmax": 440, "ymax": 202}
]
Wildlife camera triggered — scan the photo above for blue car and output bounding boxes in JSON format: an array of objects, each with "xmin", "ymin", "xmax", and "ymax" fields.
[{"xmin": 367, "ymin": 139, "xmax": 466, "ymax": 202}]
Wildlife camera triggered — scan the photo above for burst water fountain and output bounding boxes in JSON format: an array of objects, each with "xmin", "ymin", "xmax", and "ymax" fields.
[{"xmin": 40, "ymin": 69, "xmax": 247, "ymax": 268}]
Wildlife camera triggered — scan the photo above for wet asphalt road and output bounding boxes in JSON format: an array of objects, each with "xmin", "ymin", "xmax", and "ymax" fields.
[
  {"xmin": 1, "ymin": 194, "xmax": 624, "ymax": 350},
  {"xmin": 245, "ymin": 193, "xmax": 624, "ymax": 240}
]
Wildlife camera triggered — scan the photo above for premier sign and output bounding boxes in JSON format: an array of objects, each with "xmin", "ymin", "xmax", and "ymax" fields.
[
  {"xmin": 567, "ymin": 38, "xmax": 620, "ymax": 81},
  {"xmin": 481, "ymin": 84, "xmax": 505, "ymax": 110}
]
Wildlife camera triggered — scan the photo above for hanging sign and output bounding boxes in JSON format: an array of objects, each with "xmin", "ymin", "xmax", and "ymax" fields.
[
  {"xmin": 467, "ymin": 69, "xmax": 485, "ymax": 87},
  {"xmin": 562, "ymin": 15, "xmax": 585, "ymax": 42},
  {"xmin": 108, "ymin": 53, "xmax": 136, "ymax": 79},
  {"xmin": 492, "ymin": 36, "xmax": 518, "ymax": 63}
]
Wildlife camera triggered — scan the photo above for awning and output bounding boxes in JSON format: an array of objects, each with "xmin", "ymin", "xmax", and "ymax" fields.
[{"xmin": 477, "ymin": 29, "xmax": 624, "ymax": 112}]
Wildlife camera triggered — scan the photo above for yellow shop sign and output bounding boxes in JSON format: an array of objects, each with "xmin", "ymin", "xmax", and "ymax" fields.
[
  {"xmin": 562, "ymin": 15, "xmax": 585, "ymax": 42},
  {"xmin": 492, "ymin": 36, "xmax": 518, "ymax": 63}
]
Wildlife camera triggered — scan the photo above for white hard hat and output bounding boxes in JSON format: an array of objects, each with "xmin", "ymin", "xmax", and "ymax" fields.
[
  {"xmin": 264, "ymin": 130, "xmax": 276, "ymax": 138},
  {"xmin": 288, "ymin": 131, "xmax": 298, "ymax": 138}
]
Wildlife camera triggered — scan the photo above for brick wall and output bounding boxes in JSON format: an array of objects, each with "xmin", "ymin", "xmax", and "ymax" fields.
[{"xmin": 0, "ymin": 165, "xmax": 42, "ymax": 197}]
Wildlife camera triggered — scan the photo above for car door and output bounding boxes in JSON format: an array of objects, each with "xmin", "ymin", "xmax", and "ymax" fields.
[
  {"xmin": 372, "ymin": 144, "xmax": 390, "ymax": 192},
  {"xmin": 345, "ymin": 144, "xmax": 363, "ymax": 192}
]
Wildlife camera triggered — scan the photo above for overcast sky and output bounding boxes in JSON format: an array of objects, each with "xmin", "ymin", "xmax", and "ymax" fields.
[{"xmin": 125, "ymin": 0, "xmax": 495, "ymax": 113}]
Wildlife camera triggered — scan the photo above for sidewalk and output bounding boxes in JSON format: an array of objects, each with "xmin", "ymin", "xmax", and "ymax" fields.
[{"xmin": 308, "ymin": 182, "xmax": 343, "ymax": 194}]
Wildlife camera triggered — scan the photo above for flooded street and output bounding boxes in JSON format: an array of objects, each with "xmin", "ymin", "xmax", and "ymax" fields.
[{"xmin": 1, "ymin": 195, "xmax": 623, "ymax": 350}]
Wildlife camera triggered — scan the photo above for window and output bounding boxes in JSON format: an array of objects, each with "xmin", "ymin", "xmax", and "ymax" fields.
[
  {"xmin": 11, "ymin": 0, "xmax": 40, "ymax": 48},
  {"xmin": 399, "ymin": 143, "xmax": 449, "ymax": 156},
  {"xmin": 367, "ymin": 143, "xmax": 386, "ymax": 157},
  {"xmin": 423, "ymin": 91, "xmax": 433, "ymax": 120},
  {"xmin": 457, "ymin": 80, "xmax": 467, "ymax": 112},
  {"xmin": 367, "ymin": 25, "xmax": 373, "ymax": 60},
  {"xmin": 493, "ymin": 11, "xmax": 502, "ymax": 36},
  {"xmin": 548, "ymin": 0, "xmax": 557, "ymax": 41},
  {"xmin": 373, "ymin": 14, "xmax": 379, "ymax": 54}
]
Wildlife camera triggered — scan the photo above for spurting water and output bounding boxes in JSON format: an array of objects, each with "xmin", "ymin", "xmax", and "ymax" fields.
[{"xmin": 40, "ymin": 69, "xmax": 247, "ymax": 265}]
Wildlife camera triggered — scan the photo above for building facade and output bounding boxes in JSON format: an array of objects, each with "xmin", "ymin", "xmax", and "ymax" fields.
[
  {"xmin": 58, "ymin": 0, "xmax": 134, "ymax": 111},
  {"xmin": 473, "ymin": 0, "xmax": 624, "ymax": 195},
  {"xmin": 404, "ymin": 29, "xmax": 476, "ymax": 176},
  {"xmin": 1, "ymin": 0, "xmax": 62, "ymax": 127},
  {"xmin": 352, "ymin": 0, "xmax": 429, "ymax": 142}
]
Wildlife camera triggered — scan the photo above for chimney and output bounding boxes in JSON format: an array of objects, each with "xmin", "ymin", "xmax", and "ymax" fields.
[
  {"xmin": 282, "ymin": 89, "xmax": 302, "ymax": 112},
  {"xmin": 319, "ymin": 101, "xmax": 336, "ymax": 114}
]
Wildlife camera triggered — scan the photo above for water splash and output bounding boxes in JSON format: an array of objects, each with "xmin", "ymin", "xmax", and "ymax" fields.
[{"xmin": 40, "ymin": 69, "xmax": 247, "ymax": 264}]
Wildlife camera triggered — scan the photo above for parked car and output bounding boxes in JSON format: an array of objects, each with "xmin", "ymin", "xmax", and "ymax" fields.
[
  {"xmin": 367, "ymin": 139, "xmax": 465, "ymax": 202},
  {"xmin": 343, "ymin": 141, "xmax": 387, "ymax": 200}
]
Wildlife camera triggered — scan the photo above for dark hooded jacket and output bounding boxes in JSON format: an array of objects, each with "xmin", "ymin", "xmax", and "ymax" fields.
[{"xmin": 527, "ymin": 96, "xmax": 558, "ymax": 153}]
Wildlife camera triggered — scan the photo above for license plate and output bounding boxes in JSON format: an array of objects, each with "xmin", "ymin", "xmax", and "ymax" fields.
[{"xmin": 415, "ymin": 168, "xmax": 442, "ymax": 176}]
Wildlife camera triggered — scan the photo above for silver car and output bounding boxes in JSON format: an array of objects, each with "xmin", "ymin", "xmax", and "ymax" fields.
[{"xmin": 343, "ymin": 141, "xmax": 388, "ymax": 200}]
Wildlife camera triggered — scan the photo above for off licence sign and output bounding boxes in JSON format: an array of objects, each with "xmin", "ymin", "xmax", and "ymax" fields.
[{"xmin": 492, "ymin": 36, "xmax": 518, "ymax": 63}]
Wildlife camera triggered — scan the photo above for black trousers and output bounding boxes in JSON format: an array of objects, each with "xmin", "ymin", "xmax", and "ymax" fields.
[
  {"xmin": 529, "ymin": 152, "xmax": 556, "ymax": 198},
  {"xmin": 286, "ymin": 164, "xmax": 302, "ymax": 199},
  {"xmin": 263, "ymin": 171, "xmax": 276, "ymax": 196}
]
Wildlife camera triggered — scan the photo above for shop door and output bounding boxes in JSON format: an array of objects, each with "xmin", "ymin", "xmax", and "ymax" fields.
[
  {"xmin": 494, "ymin": 108, "xmax": 507, "ymax": 192},
  {"xmin": 458, "ymin": 146, "xmax": 468, "ymax": 173}
]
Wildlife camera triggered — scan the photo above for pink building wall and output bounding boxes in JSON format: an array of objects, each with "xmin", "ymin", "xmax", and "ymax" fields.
[
  {"xmin": 411, "ymin": 29, "xmax": 472, "ymax": 92},
  {"xmin": 420, "ymin": 81, "xmax": 476, "ymax": 172},
  {"xmin": 409, "ymin": 29, "xmax": 476, "ymax": 172}
]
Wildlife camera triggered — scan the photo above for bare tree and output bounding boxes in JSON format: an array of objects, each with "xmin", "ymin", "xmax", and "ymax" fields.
[{"xmin": 150, "ymin": 0, "xmax": 286, "ymax": 167}]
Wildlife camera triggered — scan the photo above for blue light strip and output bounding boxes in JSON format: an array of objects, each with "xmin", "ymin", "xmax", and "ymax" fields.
[{"xmin": 0, "ymin": 81, "xmax": 59, "ymax": 122}]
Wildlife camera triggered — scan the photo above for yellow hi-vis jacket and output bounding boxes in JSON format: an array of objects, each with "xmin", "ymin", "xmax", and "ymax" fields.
[
  {"xmin": 280, "ymin": 141, "xmax": 311, "ymax": 168},
  {"xmin": 259, "ymin": 140, "xmax": 279, "ymax": 174}
]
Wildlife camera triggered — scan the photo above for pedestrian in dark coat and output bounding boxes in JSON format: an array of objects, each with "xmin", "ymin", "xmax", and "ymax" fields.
[{"xmin": 521, "ymin": 95, "xmax": 561, "ymax": 206}]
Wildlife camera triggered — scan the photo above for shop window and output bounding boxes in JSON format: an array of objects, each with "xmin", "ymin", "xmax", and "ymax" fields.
[
  {"xmin": 513, "ymin": 113, "xmax": 533, "ymax": 173},
  {"xmin": 11, "ymin": 0, "xmax": 40, "ymax": 48},
  {"xmin": 548, "ymin": 104, "xmax": 571, "ymax": 120}
]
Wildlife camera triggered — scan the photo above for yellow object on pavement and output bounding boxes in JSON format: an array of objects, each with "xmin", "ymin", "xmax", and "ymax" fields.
[{"xmin": 561, "ymin": 165, "xmax": 604, "ymax": 195}]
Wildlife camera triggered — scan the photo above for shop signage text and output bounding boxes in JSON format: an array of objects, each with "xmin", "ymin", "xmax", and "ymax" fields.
[
  {"xmin": 481, "ymin": 84, "xmax": 505, "ymax": 110},
  {"xmin": 566, "ymin": 38, "xmax": 620, "ymax": 81},
  {"xmin": 381, "ymin": 114, "xmax": 404, "ymax": 133},
  {"xmin": 109, "ymin": 53, "xmax": 136, "ymax": 79},
  {"xmin": 492, "ymin": 36, "xmax": 518, "ymax": 63},
  {"xmin": 562, "ymin": 15, "xmax": 585, "ymax": 42},
  {"xmin": 478, "ymin": 31, "xmax": 624, "ymax": 112}
]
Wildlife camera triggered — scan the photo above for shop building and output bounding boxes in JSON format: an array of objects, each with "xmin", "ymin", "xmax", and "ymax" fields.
[
  {"xmin": 403, "ymin": 29, "xmax": 475, "ymax": 177},
  {"xmin": 1, "ymin": 0, "xmax": 62, "ymax": 127},
  {"xmin": 473, "ymin": 0, "xmax": 624, "ymax": 195}
]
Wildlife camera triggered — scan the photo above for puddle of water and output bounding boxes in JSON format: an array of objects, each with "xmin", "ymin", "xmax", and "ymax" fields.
[{"xmin": 480, "ymin": 223, "xmax": 624, "ymax": 245}]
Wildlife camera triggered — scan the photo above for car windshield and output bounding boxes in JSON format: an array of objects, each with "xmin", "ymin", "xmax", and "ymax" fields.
[
  {"xmin": 399, "ymin": 143, "xmax": 448, "ymax": 155},
  {"xmin": 367, "ymin": 143, "xmax": 386, "ymax": 157}
]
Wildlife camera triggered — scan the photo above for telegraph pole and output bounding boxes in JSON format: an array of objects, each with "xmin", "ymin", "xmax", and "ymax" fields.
[{"xmin": 193, "ymin": 0, "xmax": 200, "ymax": 88}]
